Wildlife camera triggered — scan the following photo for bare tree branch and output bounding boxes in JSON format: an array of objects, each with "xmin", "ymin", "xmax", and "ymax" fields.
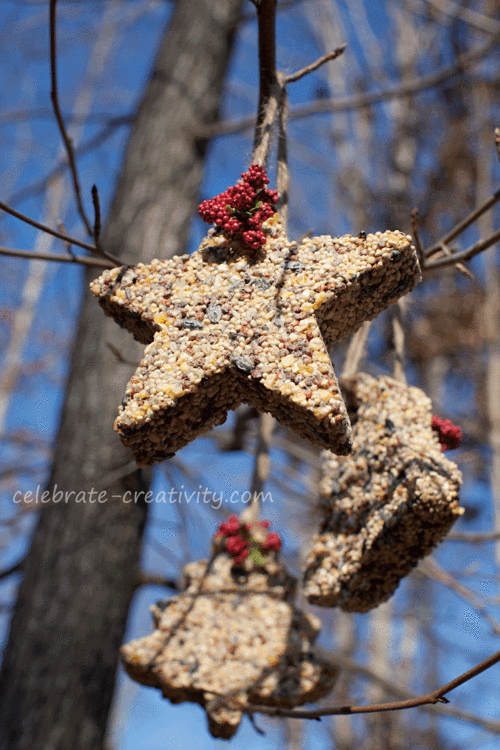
[
  {"xmin": 424, "ymin": 226, "xmax": 500, "ymax": 272},
  {"xmin": 421, "ymin": 0, "xmax": 500, "ymax": 35},
  {"xmin": 425, "ymin": 188, "xmax": 500, "ymax": 258},
  {"xmin": 49, "ymin": 0, "xmax": 92, "ymax": 235},
  {"xmin": 6, "ymin": 118, "xmax": 130, "ymax": 207},
  {"xmin": 0, "ymin": 199, "xmax": 121, "ymax": 265},
  {"xmin": 285, "ymin": 44, "xmax": 346, "ymax": 84},
  {"xmin": 91, "ymin": 184, "xmax": 102, "ymax": 248},
  {"xmin": 0, "ymin": 246, "xmax": 112, "ymax": 268},
  {"xmin": 246, "ymin": 649, "xmax": 500, "ymax": 724},
  {"xmin": 420, "ymin": 557, "xmax": 500, "ymax": 635},
  {"xmin": 447, "ymin": 531, "xmax": 500, "ymax": 542},
  {"xmin": 200, "ymin": 38, "xmax": 497, "ymax": 139}
]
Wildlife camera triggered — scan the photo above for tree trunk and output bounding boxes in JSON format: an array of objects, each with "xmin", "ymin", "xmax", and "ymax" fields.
[{"xmin": 0, "ymin": 2, "xmax": 243, "ymax": 748}]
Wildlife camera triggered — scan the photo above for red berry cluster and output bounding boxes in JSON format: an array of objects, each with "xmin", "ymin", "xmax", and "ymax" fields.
[
  {"xmin": 432, "ymin": 415, "xmax": 462, "ymax": 451},
  {"xmin": 198, "ymin": 164, "xmax": 278, "ymax": 250},
  {"xmin": 215, "ymin": 514, "xmax": 282, "ymax": 565}
]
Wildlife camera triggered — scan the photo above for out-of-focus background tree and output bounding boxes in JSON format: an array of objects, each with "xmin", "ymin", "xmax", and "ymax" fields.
[{"xmin": 0, "ymin": 1, "xmax": 500, "ymax": 748}]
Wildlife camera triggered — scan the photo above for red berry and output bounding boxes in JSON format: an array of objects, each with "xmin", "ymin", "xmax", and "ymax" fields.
[
  {"xmin": 217, "ymin": 513, "xmax": 241, "ymax": 537},
  {"xmin": 263, "ymin": 532, "xmax": 282, "ymax": 552},
  {"xmin": 432, "ymin": 415, "xmax": 462, "ymax": 451},
  {"xmin": 226, "ymin": 535, "xmax": 248, "ymax": 556}
]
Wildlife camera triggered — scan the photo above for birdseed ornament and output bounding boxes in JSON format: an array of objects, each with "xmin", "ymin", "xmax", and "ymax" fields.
[
  {"xmin": 120, "ymin": 549, "xmax": 337, "ymax": 739},
  {"xmin": 91, "ymin": 165, "xmax": 421, "ymax": 467},
  {"xmin": 303, "ymin": 374, "xmax": 463, "ymax": 612}
]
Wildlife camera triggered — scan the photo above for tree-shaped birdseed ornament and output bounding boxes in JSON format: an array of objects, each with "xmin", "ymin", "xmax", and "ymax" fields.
[
  {"xmin": 90, "ymin": 166, "xmax": 421, "ymax": 466},
  {"xmin": 120, "ymin": 537, "xmax": 337, "ymax": 739},
  {"xmin": 303, "ymin": 374, "xmax": 463, "ymax": 612}
]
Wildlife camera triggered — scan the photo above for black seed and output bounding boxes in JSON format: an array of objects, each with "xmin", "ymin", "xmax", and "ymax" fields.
[
  {"xmin": 251, "ymin": 278, "xmax": 272, "ymax": 291},
  {"xmin": 358, "ymin": 231, "xmax": 366, "ymax": 239},
  {"xmin": 231, "ymin": 355, "xmax": 255, "ymax": 374},
  {"xmin": 385, "ymin": 418, "xmax": 396, "ymax": 433},
  {"xmin": 188, "ymin": 658, "xmax": 200, "ymax": 675},
  {"xmin": 181, "ymin": 319, "xmax": 203, "ymax": 330},
  {"xmin": 282, "ymin": 260, "xmax": 305, "ymax": 272}
]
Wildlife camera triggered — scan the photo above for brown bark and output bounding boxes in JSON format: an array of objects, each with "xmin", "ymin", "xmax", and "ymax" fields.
[{"xmin": 0, "ymin": 1, "xmax": 243, "ymax": 748}]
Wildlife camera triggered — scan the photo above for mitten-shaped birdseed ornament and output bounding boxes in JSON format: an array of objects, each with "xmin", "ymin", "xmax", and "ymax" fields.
[
  {"xmin": 91, "ymin": 166, "xmax": 421, "ymax": 466},
  {"xmin": 121, "ymin": 552, "xmax": 336, "ymax": 739},
  {"xmin": 303, "ymin": 374, "xmax": 463, "ymax": 612}
]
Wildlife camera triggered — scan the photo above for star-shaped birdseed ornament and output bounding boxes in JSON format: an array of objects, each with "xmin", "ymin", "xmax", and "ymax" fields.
[
  {"xmin": 303, "ymin": 374, "xmax": 463, "ymax": 613},
  {"xmin": 120, "ymin": 553, "xmax": 337, "ymax": 739},
  {"xmin": 91, "ymin": 167, "xmax": 421, "ymax": 466}
]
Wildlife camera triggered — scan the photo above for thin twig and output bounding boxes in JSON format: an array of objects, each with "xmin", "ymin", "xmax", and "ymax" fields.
[
  {"xmin": 0, "ymin": 245, "xmax": 112, "ymax": 268},
  {"xmin": 285, "ymin": 44, "xmax": 346, "ymax": 83},
  {"xmin": 425, "ymin": 188, "xmax": 500, "ymax": 258},
  {"xmin": 0, "ymin": 199, "xmax": 121, "ymax": 265},
  {"xmin": 56, "ymin": 220, "xmax": 75, "ymax": 258},
  {"xmin": 49, "ymin": 0, "xmax": 92, "ymax": 236},
  {"xmin": 313, "ymin": 646, "xmax": 500, "ymax": 731},
  {"xmin": 410, "ymin": 207, "xmax": 425, "ymax": 267},
  {"xmin": 91, "ymin": 184, "xmax": 102, "ymax": 248},
  {"xmin": 432, "ymin": 241, "xmax": 475, "ymax": 280},
  {"xmin": 246, "ymin": 649, "xmax": 500, "ymax": 720},
  {"xmin": 276, "ymin": 71, "xmax": 289, "ymax": 232},
  {"xmin": 424, "ymin": 226, "xmax": 500, "ymax": 272}
]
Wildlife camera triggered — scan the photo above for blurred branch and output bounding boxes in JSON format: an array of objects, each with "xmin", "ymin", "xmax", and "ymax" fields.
[
  {"xmin": 200, "ymin": 38, "xmax": 496, "ymax": 139},
  {"xmin": 285, "ymin": 44, "xmax": 346, "ymax": 83},
  {"xmin": 49, "ymin": 0, "xmax": 92, "ymax": 235},
  {"xmin": 0, "ymin": 108, "xmax": 132, "ymax": 127},
  {"xmin": 341, "ymin": 321, "xmax": 371, "ymax": 379},
  {"xmin": 0, "ymin": 246, "xmax": 112, "ymax": 268},
  {"xmin": 247, "ymin": 649, "xmax": 500, "ymax": 724},
  {"xmin": 423, "ymin": 226, "xmax": 500, "ymax": 272},
  {"xmin": 426, "ymin": 241, "xmax": 475, "ymax": 279},
  {"xmin": 447, "ymin": 531, "xmax": 500, "ymax": 542},
  {"xmin": 425, "ymin": 188, "xmax": 500, "ymax": 258},
  {"xmin": 6, "ymin": 119, "xmax": 130, "ymax": 207},
  {"xmin": 420, "ymin": 557, "xmax": 500, "ymax": 635},
  {"xmin": 421, "ymin": 0, "xmax": 500, "ymax": 35}
]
